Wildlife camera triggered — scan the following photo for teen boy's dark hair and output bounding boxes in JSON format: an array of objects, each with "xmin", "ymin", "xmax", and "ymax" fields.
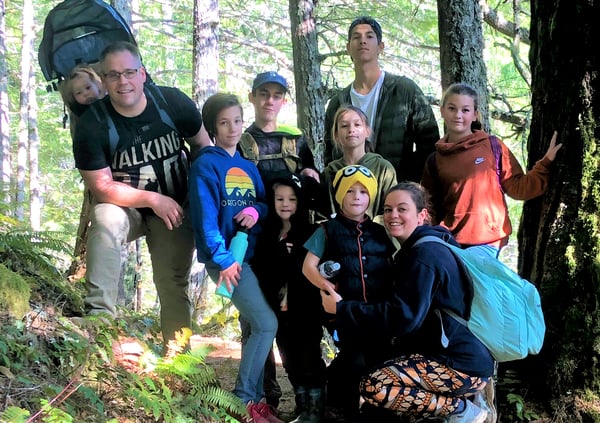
[{"xmin": 348, "ymin": 16, "xmax": 383, "ymax": 44}]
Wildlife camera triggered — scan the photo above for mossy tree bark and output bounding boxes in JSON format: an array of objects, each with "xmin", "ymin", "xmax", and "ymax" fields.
[{"xmin": 518, "ymin": 0, "xmax": 599, "ymax": 419}]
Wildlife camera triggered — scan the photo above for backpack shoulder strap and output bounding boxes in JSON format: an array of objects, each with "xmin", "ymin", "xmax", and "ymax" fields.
[
  {"xmin": 280, "ymin": 136, "xmax": 301, "ymax": 173},
  {"xmin": 89, "ymin": 100, "xmax": 119, "ymax": 159},
  {"xmin": 413, "ymin": 234, "xmax": 441, "ymax": 246},
  {"xmin": 144, "ymin": 84, "xmax": 176, "ymax": 131},
  {"xmin": 426, "ymin": 152, "xmax": 438, "ymax": 181},
  {"xmin": 489, "ymin": 135, "xmax": 503, "ymax": 192},
  {"xmin": 238, "ymin": 132, "xmax": 259, "ymax": 164}
]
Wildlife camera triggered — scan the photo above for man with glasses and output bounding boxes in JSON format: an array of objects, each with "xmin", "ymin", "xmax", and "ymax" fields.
[{"xmin": 72, "ymin": 41, "xmax": 211, "ymax": 345}]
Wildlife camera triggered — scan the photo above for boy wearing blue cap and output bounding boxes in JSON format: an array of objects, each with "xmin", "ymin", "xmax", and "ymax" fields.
[
  {"xmin": 239, "ymin": 71, "xmax": 320, "ymax": 412},
  {"xmin": 240, "ymin": 71, "xmax": 320, "ymax": 185}
]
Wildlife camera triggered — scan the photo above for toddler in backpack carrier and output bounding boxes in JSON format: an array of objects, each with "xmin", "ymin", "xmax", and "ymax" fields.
[
  {"xmin": 59, "ymin": 65, "xmax": 106, "ymax": 113},
  {"xmin": 58, "ymin": 64, "xmax": 106, "ymax": 135}
]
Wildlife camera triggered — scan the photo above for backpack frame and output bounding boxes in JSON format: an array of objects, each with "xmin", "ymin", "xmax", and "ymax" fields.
[{"xmin": 38, "ymin": 0, "xmax": 136, "ymax": 88}]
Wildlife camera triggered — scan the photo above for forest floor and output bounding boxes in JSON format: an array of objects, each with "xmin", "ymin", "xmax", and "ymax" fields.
[
  {"xmin": 195, "ymin": 336, "xmax": 297, "ymax": 421},
  {"xmin": 194, "ymin": 336, "xmax": 556, "ymax": 423}
]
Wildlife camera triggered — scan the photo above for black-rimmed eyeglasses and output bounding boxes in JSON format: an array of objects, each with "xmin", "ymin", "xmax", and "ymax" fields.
[{"xmin": 103, "ymin": 68, "xmax": 139, "ymax": 82}]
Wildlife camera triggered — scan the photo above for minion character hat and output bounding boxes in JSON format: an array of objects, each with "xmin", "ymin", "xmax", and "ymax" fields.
[{"xmin": 333, "ymin": 165, "xmax": 378, "ymax": 207}]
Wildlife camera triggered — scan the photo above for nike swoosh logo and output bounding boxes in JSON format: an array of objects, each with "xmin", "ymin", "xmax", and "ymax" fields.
[{"xmin": 475, "ymin": 157, "xmax": 486, "ymax": 165}]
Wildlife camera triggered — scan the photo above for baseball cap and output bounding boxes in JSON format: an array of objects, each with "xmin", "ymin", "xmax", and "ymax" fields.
[{"xmin": 252, "ymin": 71, "xmax": 288, "ymax": 92}]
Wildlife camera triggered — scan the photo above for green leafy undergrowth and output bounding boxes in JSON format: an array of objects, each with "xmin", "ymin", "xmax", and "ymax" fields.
[
  {"xmin": 0, "ymin": 220, "xmax": 84, "ymax": 317},
  {"xmin": 129, "ymin": 343, "xmax": 247, "ymax": 422},
  {"xmin": 0, "ymin": 311, "xmax": 246, "ymax": 423},
  {"xmin": 0, "ymin": 216, "xmax": 246, "ymax": 422},
  {"xmin": 0, "ymin": 264, "xmax": 30, "ymax": 318}
]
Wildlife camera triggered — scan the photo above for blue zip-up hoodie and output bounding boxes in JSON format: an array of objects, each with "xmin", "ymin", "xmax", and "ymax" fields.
[
  {"xmin": 336, "ymin": 225, "xmax": 494, "ymax": 377},
  {"xmin": 189, "ymin": 145, "xmax": 267, "ymax": 273}
]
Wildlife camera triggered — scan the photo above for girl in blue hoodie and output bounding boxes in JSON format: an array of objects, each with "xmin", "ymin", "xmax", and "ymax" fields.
[{"xmin": 188, "ymin": 93, "xmax": 281, "ymax": 423}]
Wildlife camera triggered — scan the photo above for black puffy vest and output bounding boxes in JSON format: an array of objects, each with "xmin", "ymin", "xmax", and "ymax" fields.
[{"xmin": 322, "ymin": 214, "xmax": 394, "ymax": 303}]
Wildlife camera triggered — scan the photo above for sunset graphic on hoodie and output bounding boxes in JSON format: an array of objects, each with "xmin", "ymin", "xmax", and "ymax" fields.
[{"xmin": 225, "ymin": 167, "xmax": 256, "ymax": 200}]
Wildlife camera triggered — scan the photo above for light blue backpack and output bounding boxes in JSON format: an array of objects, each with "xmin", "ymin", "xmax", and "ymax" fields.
[{"xmin": 413, "ymin": 236, "xmax": 546, "ymax": 362}]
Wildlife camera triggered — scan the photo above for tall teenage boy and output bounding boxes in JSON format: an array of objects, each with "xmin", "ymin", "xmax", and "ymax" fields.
[{"xmin": 323, "ymin": 16, "xmax": 440, "ymax": 182}]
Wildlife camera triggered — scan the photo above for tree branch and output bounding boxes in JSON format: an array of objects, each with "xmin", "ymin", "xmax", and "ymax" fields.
[
  {"xmin": 481, "ymin": 0, "xmax": 530, "ymax": 45},
  {"xmin": 220, "ymin": 30, "xmax": 292, "ymax": 71}
]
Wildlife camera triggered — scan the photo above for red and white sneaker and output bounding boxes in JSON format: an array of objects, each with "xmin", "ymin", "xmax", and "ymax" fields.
[
  {"xmin": 250, "ymin": 400, "xmax": 284, "ymax": 423},
  {"xmin": 242, "ymin": 401, "xmax": 269, "ymax": 423}
]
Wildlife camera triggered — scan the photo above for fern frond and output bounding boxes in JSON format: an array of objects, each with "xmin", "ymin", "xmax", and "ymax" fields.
[
  {"xmin": 0, "ymin": 406, "xmax": 30, "ymax": 423},
  {"xmin": 0, "ymin": 228, "xmax": 72, "ymax": 279}
]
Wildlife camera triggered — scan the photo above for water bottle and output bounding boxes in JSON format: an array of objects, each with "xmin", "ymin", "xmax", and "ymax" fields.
[
  {"xmin": 215, "ymin": 227, "xmax": 249, "ymax": 298},
  {"xmin": 319, "ymin": 260, "xmax": 341, "ymax": 342},
  {"xmin": 318, "ymin": 260, "xmax": 340, "ymax": 279}
]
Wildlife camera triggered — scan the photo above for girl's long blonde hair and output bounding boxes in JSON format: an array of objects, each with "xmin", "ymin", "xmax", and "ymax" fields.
[{"xmin": 330, "ymin": 104, "xmax": 373, "ymax": 155}]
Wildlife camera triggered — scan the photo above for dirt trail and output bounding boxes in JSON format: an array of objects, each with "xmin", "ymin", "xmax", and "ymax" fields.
[{"xmin": 194, "ymin": 336, "xmax": 297, "ymax": 421}]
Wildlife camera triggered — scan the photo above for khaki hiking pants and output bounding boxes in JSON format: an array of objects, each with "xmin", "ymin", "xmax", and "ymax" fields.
[{"xmin": 86, "ymin": 201, "xmax": 194, "ymax": 342}]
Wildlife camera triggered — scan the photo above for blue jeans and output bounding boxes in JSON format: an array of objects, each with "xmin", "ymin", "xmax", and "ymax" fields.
[
  {"xmin": 239, "ymin": 317, "xmax": 282, "ymax": 406},
  {"xmin": 214, "ymin": 263, "xmax": 277, "ymax": 403}
]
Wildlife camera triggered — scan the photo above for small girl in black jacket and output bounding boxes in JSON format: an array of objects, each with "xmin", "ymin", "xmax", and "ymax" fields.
[{"xmin": 252, "ymin": 172, "xmax": 326, "ymax": 423}]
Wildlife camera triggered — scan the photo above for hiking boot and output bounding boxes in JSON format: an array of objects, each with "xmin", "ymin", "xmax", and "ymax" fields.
[
  {"xmin": 291, "ymin": 387, "xmax": 325, "ymax": 422},
  {"xmin": 446, "ymin": 399, "xmax": 488, "ymax": 423},
  {"xmin": 290, "ymin": 386, "xmax": 308, "ymax": 422}
]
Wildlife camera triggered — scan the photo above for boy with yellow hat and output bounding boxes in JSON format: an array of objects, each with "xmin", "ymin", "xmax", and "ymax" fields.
[{"xmin": 302, "ymin": 164, "xmax": 396, "ymax": 421}]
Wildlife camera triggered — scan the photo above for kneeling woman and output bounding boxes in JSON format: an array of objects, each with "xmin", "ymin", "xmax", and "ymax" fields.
[{"xmin": 321, "ymin": 182, "xmax": 494, "ymax": 422}]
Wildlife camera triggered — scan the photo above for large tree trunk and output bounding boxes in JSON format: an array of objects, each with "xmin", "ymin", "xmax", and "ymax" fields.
[
  {"xmin": 521, "ymin": 0, "xmax": 599, "ymax": 419},
  {"xmin": 288, "ymin": 0, "xmax": 325, "ymax": 171},
  {"xmin": 192, "ymin": 0, "xmax": 218, "ymax": 106},
  {"xmin": 437, "ymin": 0, "xmax": 490, "ymax": 130},
  {"xmin": 112, "ymin": 0, "xmax": 132, "ymax": 30}
]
